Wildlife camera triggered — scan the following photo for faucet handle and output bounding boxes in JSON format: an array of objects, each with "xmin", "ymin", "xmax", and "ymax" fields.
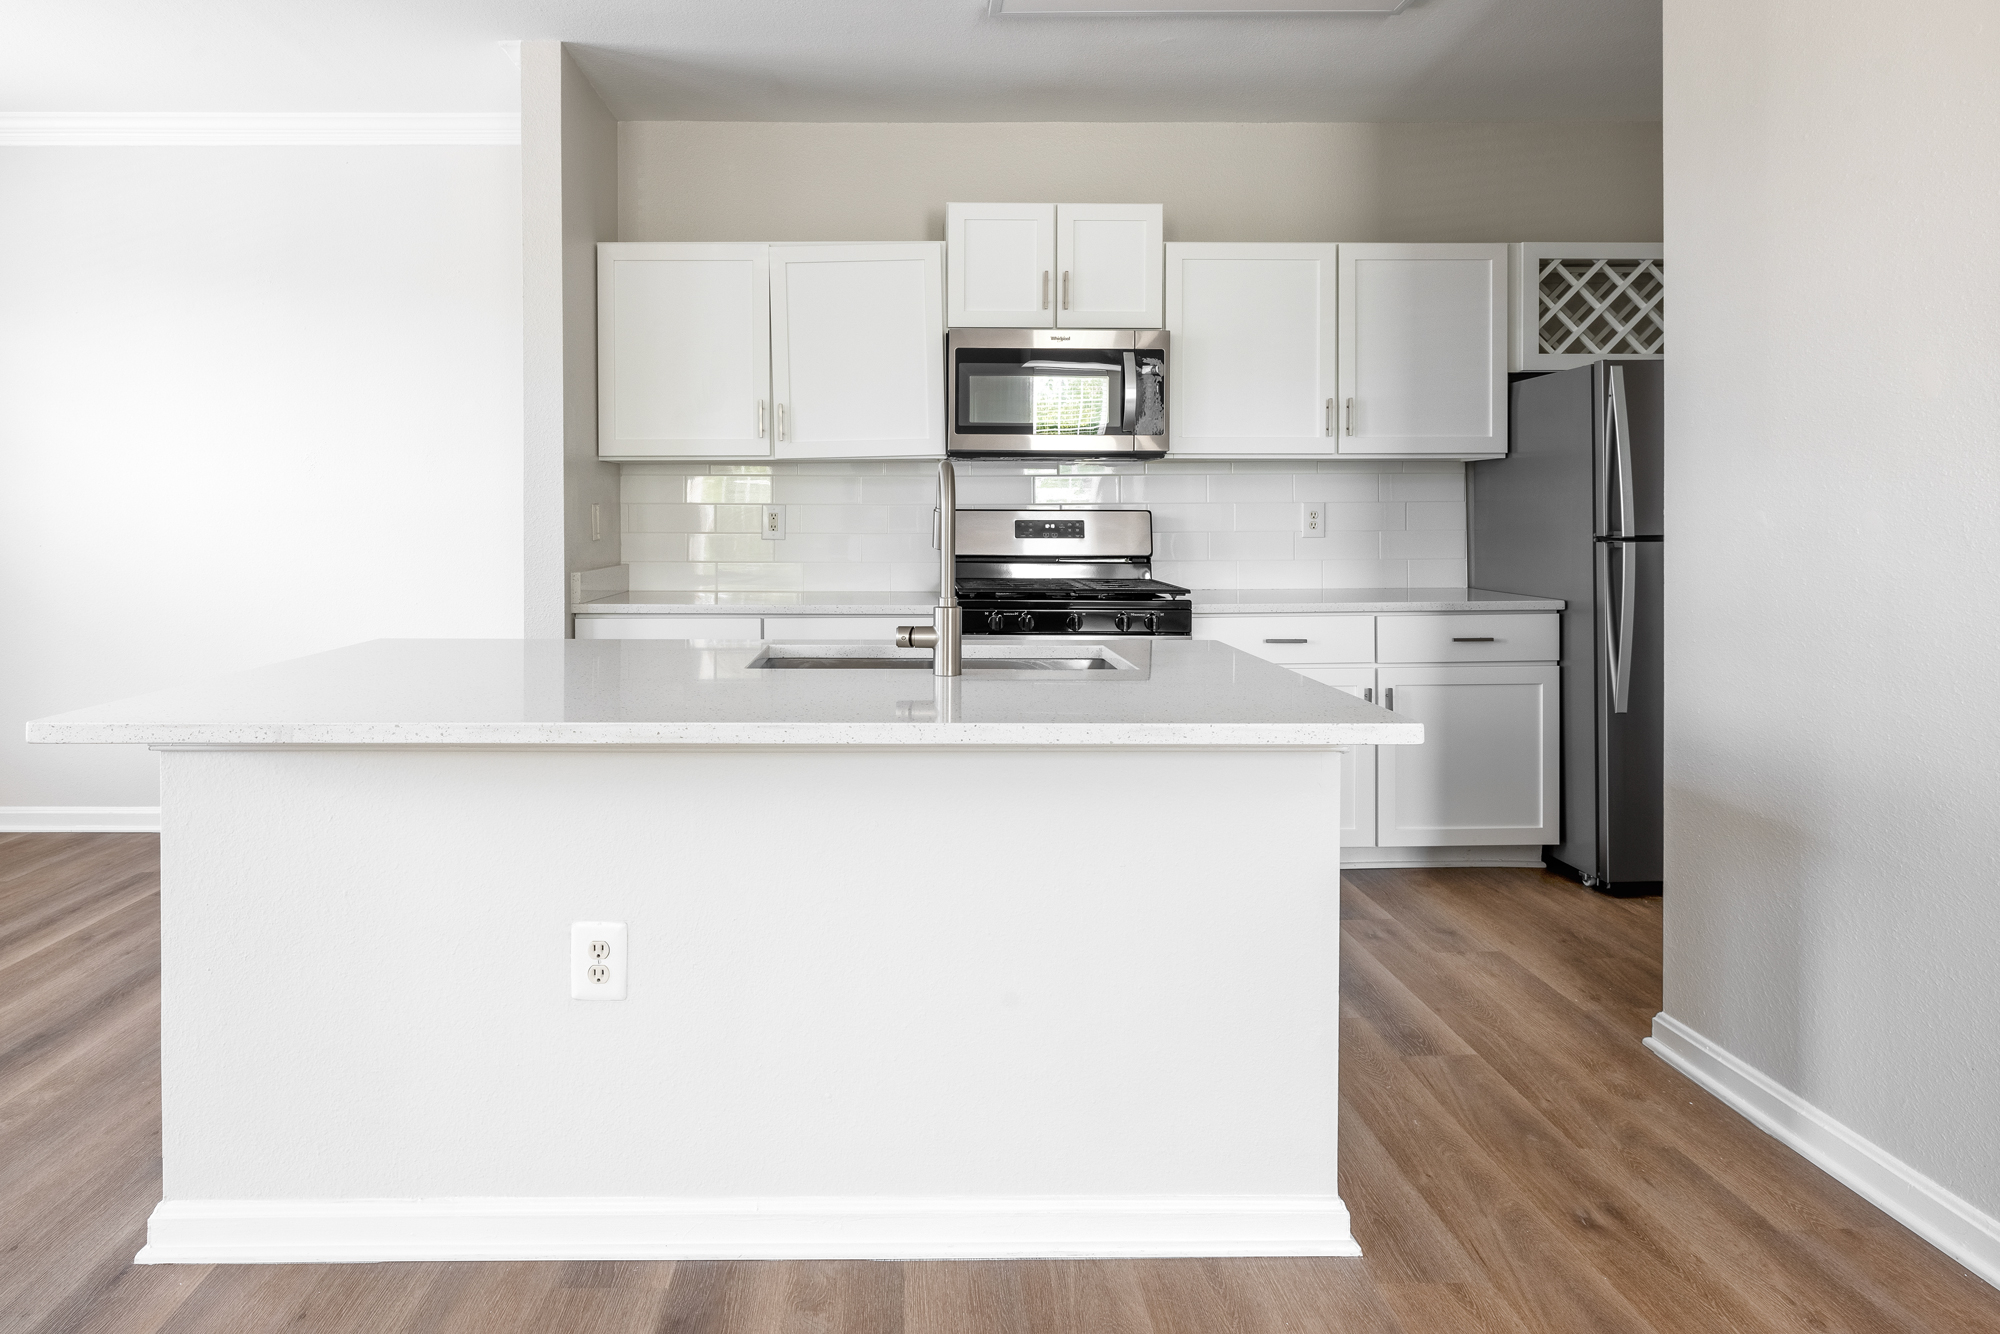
[{"xmin": 897, "ymin": 626, "xmax": 940, "ymax": 649}]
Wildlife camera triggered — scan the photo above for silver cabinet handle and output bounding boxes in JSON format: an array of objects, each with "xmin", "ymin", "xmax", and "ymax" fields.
[
  {"xmin": 1344, "ymin": 397, "xmax": 1355, "ymax": 436},
  {"xmin": 1265, "ymin": 638, "xmax": 1308, "ymax": 644},
  {"xmin": 777, "ymin": 403, "xmax": 787, "ymax": 442},
  {"xmin": 1384, "ymin": 687, "xmax": 1393, "ymax": 710},
  {"xmin": 1041, "ymin": 270, "xmax": 1050, "ymax": 310},
  {"xmin": 1062, "ymin": 270, "xmax": 1070, "ymax": 310},
  {"xmin": 757, "ymin": 399, "xmax": 766, "ymax": 439},
  {"xmin": 1324, "ymin": 399, "xmax": 1334, "ymax": 436},
  {"xmin": 1452, "ymin": 636, "xmax": 1495, "ymax": 642}
]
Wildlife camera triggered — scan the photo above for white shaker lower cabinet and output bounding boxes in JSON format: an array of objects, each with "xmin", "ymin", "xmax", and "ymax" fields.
[
  {"xmin": 1292, "ymin": 667, "xmax": 1379, "ymax": 849},
  {"xmin": 1375, "ymin": 663, "xmax": 1559, "ymax": 846},
  {"xmin": 770, "ymin": 243, "xmax": 946, "ymax": 460},
  {"xmin": 1193, "ymin": 610, "xmax": 1558, "ymax": 854}
]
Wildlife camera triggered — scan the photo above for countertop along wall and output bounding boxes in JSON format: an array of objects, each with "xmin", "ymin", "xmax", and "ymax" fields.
[{"xmin": 1658, "ymin": 0, "xmax": 2000, "ymax": 1283}]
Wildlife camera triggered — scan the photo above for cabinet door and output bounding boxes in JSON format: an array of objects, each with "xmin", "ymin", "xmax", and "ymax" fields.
[
  {"xmin": 1337, "ymin": 243, "xmax": 1507, "ymax": 457},
  {"xmin": 1375, "ymin": 664, "xmax": 1559, "ymax": 846},
  {"xmin": 597, "ymin": 243, "xmax": 771, "ymax": 459},
  {"xmin": 1293, "ymin": 666, "xmax": 1379, "ymax": 849},
  {"xmin": 947, "ymin": 203, "xmax": 1055, "ymax": 328},
  {"xmin": 1166, "ymin": 244, "xmax": 1339, "ymax": 455},
  {"xmin": 1192, "ymin": 612, "xmax": 1373, "ymax": 664},
  {"xmin": 771, "ymin": 244, "xmax": 946, "ymax": 460},
  {"xmin": 1056, "ymin": 203, "xmax": 1163, "ymax": 328}
]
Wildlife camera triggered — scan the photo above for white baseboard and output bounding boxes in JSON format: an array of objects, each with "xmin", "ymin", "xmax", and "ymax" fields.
[
  {"xmin": 0, "ymin": 806, "xmax": 160, "ymax": 833},
  {"xmin": 1647, "ymin": 1013, "xmax": 2000, "ymax": 1291},
  {"xmin": 136, "ymin": 1194, "xmax": 1359, "ymax": 1264},
  {"xmin": 1342, "ymin": 844, "xmax": 1545, "ymax": 870},
  {"xmin": 0, "ymin": 112, "xmax": 520, "ymax": 147}
]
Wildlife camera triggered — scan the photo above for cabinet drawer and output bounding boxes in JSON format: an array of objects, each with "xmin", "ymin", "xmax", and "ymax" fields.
[
  {"xmin": 574, "ymin": 615, "xmax": 763, "ymax": 640},
  {"xmin": 1193, "ymin": 614, "xmax": 1374, "ymax": 664},
  {"xmin": 761, "ymin": 615, "xmax": 913, "ymax": 642},
  {"xmin": 1376, "ymin": 613, "xmax": 1557, "ymax": 663}
]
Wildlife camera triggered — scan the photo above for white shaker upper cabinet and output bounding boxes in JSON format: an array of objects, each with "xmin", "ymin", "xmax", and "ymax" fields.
[
  {"xmin": 1056, "ymin": 203, "xmax": 1163, "ymax": 328},
  {"xmin": 947, "ymin": 203, "xmax": 1056, "ymax": 328},
  {"xmin": 770, "ymin": 243, "xmax": 946, "ymax": 460},
  {"xmin": 1165, "ymin": 243, "xmax": 1339, "ymax": 456},
  {"xmin": 1337, "ymin": 243, "xmax": 1508, "ymax": 457},
  {"xmin": 597, "ymin": 243, "xmax": 772, "ymax": 459}
]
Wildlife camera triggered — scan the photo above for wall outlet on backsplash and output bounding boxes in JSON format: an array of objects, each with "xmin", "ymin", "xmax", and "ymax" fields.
[
  {"xmin": 1303, "ymin": 505, "xmax": 1324, "ymax": 538},
  {"xmin": 761, "ymin": 506, "xmax": 785, "ymax": 540}
]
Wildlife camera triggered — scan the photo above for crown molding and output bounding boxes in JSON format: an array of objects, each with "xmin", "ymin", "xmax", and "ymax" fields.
[{"xmin": 0, "ymin": 112, "xmax": 520, "ymax": 147}]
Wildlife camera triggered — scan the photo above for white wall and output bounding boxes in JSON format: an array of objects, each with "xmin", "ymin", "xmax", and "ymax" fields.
[
  {"xmin": 0, "ymin": 146, "xmax": 523, "ymax": 816},
  {"xmin": 1662, "ymin": 0, "xmax": 2000, "ymax": 1241},
  {"xmin": 618, "ymin": 121, "xmax": 1663, "ymax": 244}
]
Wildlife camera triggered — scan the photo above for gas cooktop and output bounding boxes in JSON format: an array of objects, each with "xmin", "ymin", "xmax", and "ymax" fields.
[{"xmin": 954, "ymin": 577, "xmax": 1190, "ymax": 599}]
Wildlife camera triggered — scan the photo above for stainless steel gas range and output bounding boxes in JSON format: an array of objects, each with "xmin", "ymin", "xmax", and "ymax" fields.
[{"xmin": 952, "ymin": 508, "xmax": 1192, "ymax": 638}]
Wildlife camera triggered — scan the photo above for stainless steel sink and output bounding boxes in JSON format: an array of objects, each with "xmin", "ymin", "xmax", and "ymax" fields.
[{"xmin": 755, "ymin": 656, "xmax": 1115, "ymax": 671}]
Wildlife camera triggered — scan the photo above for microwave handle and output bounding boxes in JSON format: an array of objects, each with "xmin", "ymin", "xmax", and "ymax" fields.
[{"xmin": 1122, "ymin": 351, "xmax": 1138, "ymax": 431}]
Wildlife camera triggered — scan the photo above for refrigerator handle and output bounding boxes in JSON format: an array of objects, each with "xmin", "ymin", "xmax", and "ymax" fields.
[
  {"xmin": 1602, "ymin": 539, "xmax": 1636, "ymax": 714},
  {"xmin": 1607, "ymin": 364, "xmax": 1635, "ymax": 537}
]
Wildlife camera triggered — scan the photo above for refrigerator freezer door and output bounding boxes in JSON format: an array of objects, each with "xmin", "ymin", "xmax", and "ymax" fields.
[{"xmin": 1595, "ymin": 537, "xmax": 1663, "ymax": 892}]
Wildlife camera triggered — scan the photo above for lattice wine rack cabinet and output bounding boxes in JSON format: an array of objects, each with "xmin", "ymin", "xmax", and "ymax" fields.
[{"xmin": 1510, "ymin": 242, "xmax": 1664, "ymax": 372}]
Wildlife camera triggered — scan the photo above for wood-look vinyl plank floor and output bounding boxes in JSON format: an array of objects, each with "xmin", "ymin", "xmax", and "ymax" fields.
[{"xmin": 3, "ymin": 834, "xmax": 1996, "ymax": 1333}]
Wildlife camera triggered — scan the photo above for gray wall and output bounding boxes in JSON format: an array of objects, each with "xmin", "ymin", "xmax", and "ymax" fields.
[
  {"xmin": 618, "ymin": 121, "xmax": 1662, "ymax": 244},
  {"xmin": 1662, "ymin": 0, "xmax": 2000, "ymax": 1223}
]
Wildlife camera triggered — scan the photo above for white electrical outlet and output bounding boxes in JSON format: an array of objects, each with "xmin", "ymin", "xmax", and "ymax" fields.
[
  {"xmin": 1302, "ymin": 505, "xmax": 1325, "ymax": 538},
  {"xmin": 761, "ymin": 505, "xmax": 785, "ymax": 540},
  {"xmin": 570, "ymin": 921, "xmax": 627, "ymax": 1000}
]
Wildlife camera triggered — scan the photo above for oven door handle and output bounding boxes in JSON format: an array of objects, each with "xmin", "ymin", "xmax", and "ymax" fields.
[{"xmin": 1122, "ymin": 351, "xmax": 1139, "ymax": 433}]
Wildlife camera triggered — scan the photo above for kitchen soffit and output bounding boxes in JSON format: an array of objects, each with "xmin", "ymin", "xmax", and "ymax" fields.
[{"xmin": 7, "ymin": 0, "xmax": 1662, "ymax": 124}]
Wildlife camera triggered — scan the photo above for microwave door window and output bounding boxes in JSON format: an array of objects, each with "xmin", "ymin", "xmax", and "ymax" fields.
[{"xmin": 958, "ymin": 367, "xmax": 1118, "ymax": 435}]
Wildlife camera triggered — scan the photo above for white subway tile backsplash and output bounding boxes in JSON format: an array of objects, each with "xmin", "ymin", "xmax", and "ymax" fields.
[
  {"xmin": 1380, "ymin": 529, "xmax": 1468, "ymax": 559},
  {"xmin": 1322, "ymin": 502, "xmax": 1407, "ymax": 531},
  {"xmin": 684, "ymin": 475, "xmax": 773, "ymax": 504},
  {"xmin": 1409, "ymin": 559, "xmax": 1472, "ymax": 586},
  {"xmin": 688, "ymin": 533, "xmax": 771, "ymax": 563},
  {"xmin": 1406, "ymin": 501, "xmax": 1467, "ymax": 530},
  {"xmin": 1324, "ymin": 560, "xmax": 1412, "ymax": 589},
  {"xmin": 1379, "ymin": 471, "xmax": 1466, "ymax": 502},
  {"xmin": 1206, "ymin": 474, "xmax": 1294, "ymax": 502},
  {"xmin": 1232, "ymin": 502, "xmax": 1304, "ymax": 532},
  {"xmin": 1209, "ymin": 531, "xmax": 1296, "ymax": 562},
  {"xmin": 618, "ymin": 458, "xmax": 1472, "ymax": 594}
]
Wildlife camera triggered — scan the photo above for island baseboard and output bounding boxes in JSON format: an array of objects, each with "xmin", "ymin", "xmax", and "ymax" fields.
[{"xmin": 135, "ymin": 1195, "xmax": 1362, "ymax": 1263}]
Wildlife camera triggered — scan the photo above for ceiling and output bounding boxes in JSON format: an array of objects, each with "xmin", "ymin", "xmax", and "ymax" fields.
[{"xmin": 1, "ymin": 0, "xmax": 1661, "ymax": 122}]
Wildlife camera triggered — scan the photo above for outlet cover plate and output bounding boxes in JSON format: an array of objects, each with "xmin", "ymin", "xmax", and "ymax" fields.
[{"xmin": 570, "ymin": 921, "xmax": 628, "ymax": 1000}]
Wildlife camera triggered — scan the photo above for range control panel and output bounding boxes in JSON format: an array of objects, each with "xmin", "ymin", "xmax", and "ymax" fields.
[{"xmin": 1014, "ymin": 519, "xmax": 1085, "ymax": 540}]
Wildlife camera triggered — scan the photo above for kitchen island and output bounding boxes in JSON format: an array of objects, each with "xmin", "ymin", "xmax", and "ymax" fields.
[{"xmin": 30, "ymin": 637, "xmax": 1419, "ymax": 1264}]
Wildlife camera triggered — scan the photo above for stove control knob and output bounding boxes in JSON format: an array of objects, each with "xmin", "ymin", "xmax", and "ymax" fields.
[
  {"xmin": 985, "ymin": 611, "xmax": 1006, "ymax": 632},
  {"xmin": 1113, "ymin": 612, "xmax": 1131, "ymax": 633},
  {"xmin": 1065, "ymin": 612, "xmax": 1085, "ymax": 633},
  {"xmin": 1012, "ymin": 611, "xmax": 1037, "ymax": 632},
  {"xmin": 1138, "ymin": 612, "xmax": 1159, "ymax": 633}
]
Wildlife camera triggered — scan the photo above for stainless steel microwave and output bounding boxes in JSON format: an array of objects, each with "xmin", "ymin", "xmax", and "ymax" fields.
[{"xmin": 947, "ymin": 328, "xmax": 1168, "ymax": 459}]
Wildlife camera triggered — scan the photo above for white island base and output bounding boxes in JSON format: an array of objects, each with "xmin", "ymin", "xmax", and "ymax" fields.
[{"xmin": 32, "ymin": 639, "xmax": 1418, "ymax": 1263}]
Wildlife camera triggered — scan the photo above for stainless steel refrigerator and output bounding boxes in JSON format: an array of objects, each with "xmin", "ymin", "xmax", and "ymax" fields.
[{"xmin": 1469, "ymin": 361, "xmax": 1663, "ymax": 897}]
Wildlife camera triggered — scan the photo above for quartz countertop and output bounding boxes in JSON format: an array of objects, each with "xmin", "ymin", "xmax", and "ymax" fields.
[
  {"xmin": 571, "ymin": 587, "xmax": 1563, "ymax": 615},
  {"xmin": 27, "ymin": 638, "xmax": 1423, "ymax": 750}
]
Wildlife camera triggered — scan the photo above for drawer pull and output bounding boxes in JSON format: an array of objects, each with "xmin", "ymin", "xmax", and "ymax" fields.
[
  {"xmin": 1452, "ymin": 636, "xmax": 1496, "ymax": 642},
  {"xmin": 1264, "ymin": 638, "xmax": 1308, "ymax": 644}
]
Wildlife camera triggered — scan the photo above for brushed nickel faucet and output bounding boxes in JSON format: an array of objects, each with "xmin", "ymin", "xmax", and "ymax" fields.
[{"xmin": 896, "ymin": 460, "xmax": 962, "ymax": 677}]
